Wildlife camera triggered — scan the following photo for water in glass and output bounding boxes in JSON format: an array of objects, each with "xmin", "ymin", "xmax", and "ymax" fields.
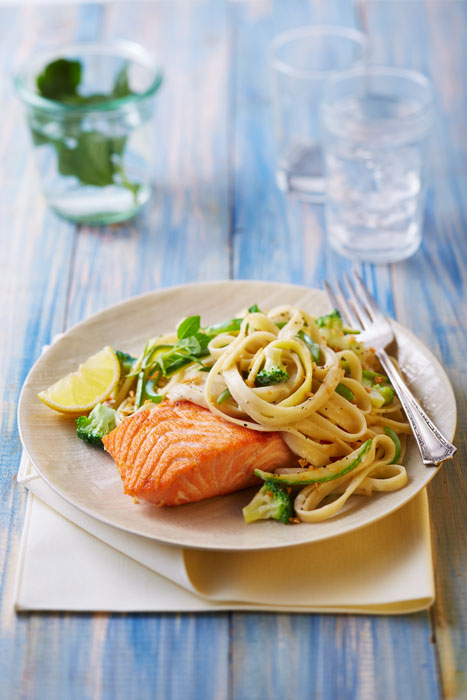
[{"xmin": 322, "ymin": 69, "xmax": 433, "ymax": 263}]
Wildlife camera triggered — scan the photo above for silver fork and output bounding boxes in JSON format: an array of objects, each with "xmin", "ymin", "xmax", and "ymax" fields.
[{"xmin": 324, "ymin": 273, "xmax": 457, "ymax": 466}]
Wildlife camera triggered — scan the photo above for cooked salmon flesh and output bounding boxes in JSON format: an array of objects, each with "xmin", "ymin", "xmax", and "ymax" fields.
[{"xmin": 103, "ymin": 400, "xmax": 295, "ymax": 506}]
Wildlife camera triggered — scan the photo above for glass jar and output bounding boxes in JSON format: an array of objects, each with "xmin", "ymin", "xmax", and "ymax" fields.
[{"xmin": 15, "ymin": 40, "xmax": 163, "ymax": 225}]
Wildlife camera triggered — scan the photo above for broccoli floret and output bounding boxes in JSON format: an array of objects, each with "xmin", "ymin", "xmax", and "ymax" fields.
[
  {"xmin": 255, "ymin": 367, "xmax": 289, "ymax": 387},
  {"xmin": 361, "ymin": 369, "xmax": 394, "ymax": 408},
  {"xmin": 115, "ymin": 350, "xmax": 136, "ymax": 377},
  {"xmin": 254, "ymin": 347, "xmax": 289, "ymax": 387},
  {"xmin": 316, "ymin": 309, "xmax": 343, "ymax": 330},
  {"xmin": 243, "ymin": 481, "xmax": 294, "ymax": 524},
  {"xmin": 316, "ymin": 309, "xmax": 363, "ymax": 354},
  {"xmin": 316, "ymin": 310, "xmax": 345, "ymax": 350},
  {"xmin": 76, "ymin": 403, "xmax": 117, "ymax": 448}
]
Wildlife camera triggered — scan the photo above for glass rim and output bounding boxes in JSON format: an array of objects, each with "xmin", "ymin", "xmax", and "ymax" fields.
[
  {"xmin": 321, "ymin": 66, "xmax": 434, "ymax": 137},
  {"xmin": 14, "ymin": 39, "xmax": 163, "ymax": 115},
  {"xmin": 270, "ymin": 25, "xmax": 369, "ymax": 79}
]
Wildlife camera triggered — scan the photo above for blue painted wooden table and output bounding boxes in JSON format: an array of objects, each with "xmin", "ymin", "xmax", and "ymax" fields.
[{"xmin": 0, "ymin": 2, "xmax": 465, "ymax": 698}]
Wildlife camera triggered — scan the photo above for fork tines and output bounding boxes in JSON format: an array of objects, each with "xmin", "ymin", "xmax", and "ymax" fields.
[{"xmin": 325, "ymin": 273, "xmax": 386, "ymax": 332}]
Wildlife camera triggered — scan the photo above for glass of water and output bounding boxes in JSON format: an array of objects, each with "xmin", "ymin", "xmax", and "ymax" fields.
[
  {"xmin": 322, "ymin": 67, "xmax": 433, "ymax": 263},
  {"xmin": 270, "ymin": 26, "xmax": 369, "ymax": 202},
  {"xmin": 15, "ymin": 41, "xmax": 163, "ymax": 225}
]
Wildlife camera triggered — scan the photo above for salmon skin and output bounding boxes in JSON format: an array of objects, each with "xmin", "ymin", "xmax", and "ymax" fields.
[{"xmin": 103, "ymin": 400, "xmax": 295, "ymax": 506}]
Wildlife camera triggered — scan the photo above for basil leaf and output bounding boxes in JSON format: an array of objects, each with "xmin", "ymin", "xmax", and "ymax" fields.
[
  {"xmin": 33, "ymin": 57, "xmax": 141, "ymax": 200},
  {"xmin": 113, "ymin": 63, "xmax": 132, "ymax": 98},
  {"xmin": 178, "ymin": 336, "xmax": 202, "ymax": 355},
  {"xmin": 248, "ymin": 304, "xmax": 262, "ymax": 313},
  {"xmin": 36, "ymin": 58, "xmax": 81, "ymax": 100},
  {"xmin": 194, "ymin": 331, "xmax": 211, "ymax": 351},
  {"xmin": 158, "ymin": 351, "xmax": 202, "ymax": 377},
  {"xmin": 177, "ymin": 316, "xmax": 201, "ymax": 340},
  {"xmin": 204, "ymin": 318, "xmax": 242, "ymax": 337},
  {"xmin": 55, "ymin": 131, "xmax": 118, "ymax": 187}
]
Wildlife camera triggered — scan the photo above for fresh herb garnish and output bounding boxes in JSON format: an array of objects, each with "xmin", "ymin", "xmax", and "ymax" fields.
[
  {"xmin": 34, "ymin": 58, "xmax": 141, "ymax": 200},
  {"xmin": 36, "ymin": 58, "xmax": 82, "ymax": 100},
  {"xmin": 177, "ymin": 315, "xmax": 201, "ymax": 339},
  {"xmin": 203, "ymin": 318, "xmax": 242, "ymax": 336},
  {"xmin": 115, "ymin": 350, "xmax": 136, "ymax": 377},
  {"xmin": 133, "ymin": 318, "xmax": 214, "ymax": 407},
  {"xmin": 112, "ymin": 63, "xmax": 133, "ymax": 99}
]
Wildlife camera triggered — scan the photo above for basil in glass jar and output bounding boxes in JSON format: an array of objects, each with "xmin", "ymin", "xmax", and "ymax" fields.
[{"xmin": 15, "ymin": 41, "xmax": 163, "ymax": 224}]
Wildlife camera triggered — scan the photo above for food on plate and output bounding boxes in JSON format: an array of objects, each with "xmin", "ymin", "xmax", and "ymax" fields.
[
  {"xmin": 38, "ymin": 303, "xmax": 411, "ymax": 523},
  {"xmin": 243, "ymin": 480, "xmax": 294, "ymax": 524},
  {"xmin": 103, "ymin": 400, "xmax": 295, "ymax": 506},
  {"xmin": 38, "ymin": 345, "xmax": 120, "ymax": 414},
  {"xmin": 76, "ymin": 403, "xmax": 118, "ymax": 448}
]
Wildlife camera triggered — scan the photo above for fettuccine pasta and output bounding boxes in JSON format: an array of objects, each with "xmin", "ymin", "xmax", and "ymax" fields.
[{"xmin": 116, "ymin": 303, "xmax": 410, "ymax": 523}]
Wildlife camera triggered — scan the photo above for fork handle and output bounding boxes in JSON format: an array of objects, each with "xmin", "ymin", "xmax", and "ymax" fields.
[{"xmin": 376, "ymin": 349, "xmax": 457, "ymax": 466}]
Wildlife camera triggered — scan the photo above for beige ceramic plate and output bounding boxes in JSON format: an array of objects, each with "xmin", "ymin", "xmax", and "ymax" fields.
[{"xmin": 18, "ymin": 280, "xmax": 456, "ymax": 551}]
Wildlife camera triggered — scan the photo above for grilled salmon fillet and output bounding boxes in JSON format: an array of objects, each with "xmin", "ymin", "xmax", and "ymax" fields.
[{"xmin": 103, "ymin": 400, "xmax": 295, "ymax": 506}]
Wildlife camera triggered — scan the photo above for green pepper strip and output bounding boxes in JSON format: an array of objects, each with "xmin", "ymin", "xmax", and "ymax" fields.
[
  {"xmin": 144, "ymin": 378, "xmax": 163, "ymax": 404},
  {"xmin": 384, "ymin": 427, "xmax": 401, "ymax": 464},
  {"xmin": 296, "ymin": 330, "xmax": 322, "ymax": 364},
  {"xmin": 335, "ymin": 383, "xmax": 354, "ymax": 402},
  {"xmin": 135, "ymin": 370, "xmax": 146, "ymax": 408},
  {"xmin": 254, "ymin": 439, "xmax": 372, "ymax": 485},
  {"xmin": 217, "ymin": 388, "xmax": 232, "ymax": 405}
]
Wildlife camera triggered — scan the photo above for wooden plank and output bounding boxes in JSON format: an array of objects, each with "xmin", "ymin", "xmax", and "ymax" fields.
[
  {"xmin": 362, "ymin": 3, "xmax": 467, "ymax": 698},
  {"xmin": 0, "ymin": 3, "xmax": 231, "ymax": 699},
  {"xmin": 61, "ymin": 3, "xmax": 232, "ymax": 700},
  {"xmin": 67, "ymin": 0, "xmax": 231, "ymax": 325},
  {"xmin": 229, "ymin": 1, "xmax": 444, "ymax": 699},
  {"xmin": 231, "ymin": 614, "xmax": 441, "ymax": 700},
  {"xmin": 0, "ymin": 5, "xmax": 83, "ymax": 698},
  {"xmin": 0, "ymin": 1, "xmax": 464, "ymax": 699}
]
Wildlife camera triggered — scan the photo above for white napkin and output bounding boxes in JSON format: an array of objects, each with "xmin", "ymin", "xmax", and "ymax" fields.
[{"xmin": 14, "ymin": 454, "xmax": 435, "ymax": 614}]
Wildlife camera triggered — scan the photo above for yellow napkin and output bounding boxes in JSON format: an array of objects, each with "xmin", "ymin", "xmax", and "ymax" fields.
[{"xmin": 14, "ymin": 455, "xmax": 435, "ymax": 613}]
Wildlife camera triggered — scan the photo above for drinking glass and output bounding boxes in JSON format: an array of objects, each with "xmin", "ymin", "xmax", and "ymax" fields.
[
  {"xmin": 270, "ymin": 26, "xmax": 369, "ymax": 202},
  {"xmin": 15, "ymin": 41, "xmax": 163, "ymax": 225},
  {"xmin": 322, "ymin": 67, "xmax": 433, "ymax": 263}
]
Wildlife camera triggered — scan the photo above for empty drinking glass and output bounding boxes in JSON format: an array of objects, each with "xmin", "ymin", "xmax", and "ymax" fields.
[
  {"xmin": 270, "ymin": 26, "xmax": 369, "ymax": 202},
  {"xmin": 322, "ymin": 67, "xmax": 433, "ymax": 263}
]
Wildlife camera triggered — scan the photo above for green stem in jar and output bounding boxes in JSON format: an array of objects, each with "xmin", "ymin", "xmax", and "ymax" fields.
[{"xmin": 33, "ymin": 58, "xmax": 141, "ymax": 200}]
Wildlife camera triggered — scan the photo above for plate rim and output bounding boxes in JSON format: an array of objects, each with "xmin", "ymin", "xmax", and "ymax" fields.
[{"xmin": 17, "ymin": 279, "xmax": 457, "ymax": 551}]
